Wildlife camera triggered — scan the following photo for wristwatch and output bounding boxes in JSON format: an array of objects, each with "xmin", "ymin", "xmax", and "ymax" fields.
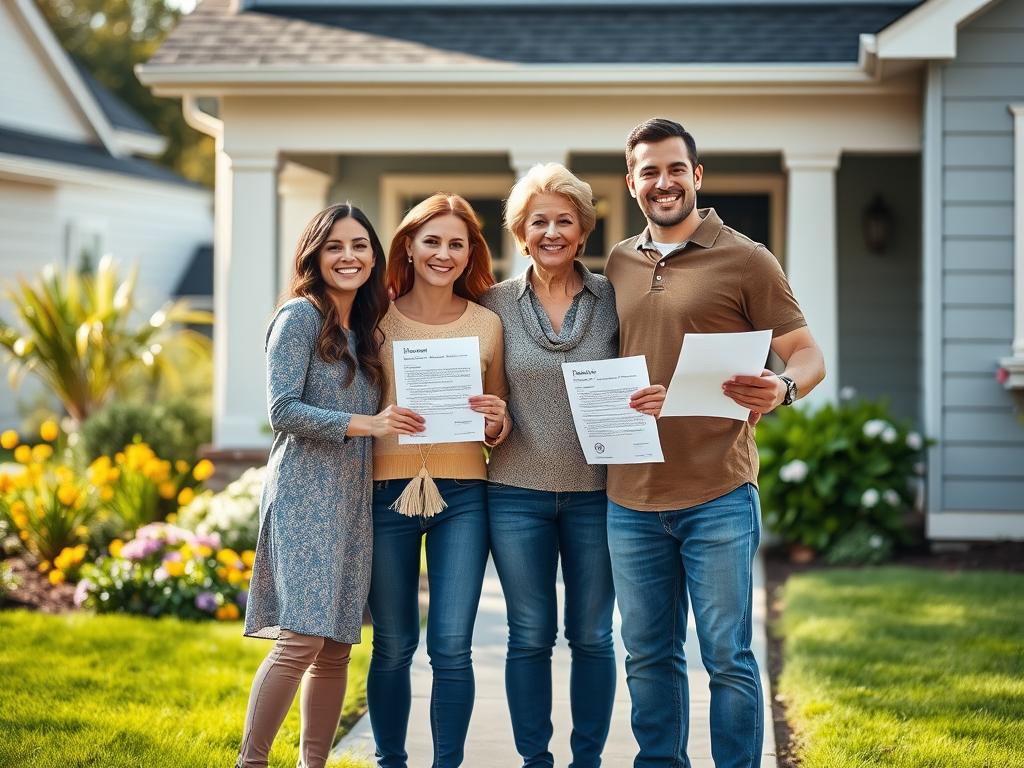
[{"xmin": 778, "ymin": 375, "xmax": 798, "ymax": 406}]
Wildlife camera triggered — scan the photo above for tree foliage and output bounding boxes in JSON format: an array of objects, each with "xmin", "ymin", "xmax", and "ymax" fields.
[{"xmin": 34, "ymin": 0, "xmax": 214, "ymax": 186}]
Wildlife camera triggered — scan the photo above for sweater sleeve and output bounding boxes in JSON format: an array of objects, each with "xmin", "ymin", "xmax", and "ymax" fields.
[{"xmin": 265, "ymin": 301, "xmax": 353, "ymax": 443}]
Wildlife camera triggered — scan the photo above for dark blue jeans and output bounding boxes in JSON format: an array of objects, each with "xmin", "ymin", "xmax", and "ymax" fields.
[
  {"xmin": 607, "ymin": 484, "xmax": 763, "ymax": 768},
  {"xmin": 489, "ymin": 483, "xmax": 616, "ymax": 768},
  {"xmin": 366, "ymin": 478, "xmax": 489, "ymax": 768}
]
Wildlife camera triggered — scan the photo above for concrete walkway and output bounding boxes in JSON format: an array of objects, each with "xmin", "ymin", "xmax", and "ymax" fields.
[{"xmin": 336, "ymin": 553, "xmax": 776, "ymax": 767}]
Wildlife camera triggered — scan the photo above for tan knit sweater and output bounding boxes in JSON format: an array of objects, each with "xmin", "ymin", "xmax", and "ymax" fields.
[{"xmin": 373, "ymin": 301, "xmax": 509, "ymax": 481}]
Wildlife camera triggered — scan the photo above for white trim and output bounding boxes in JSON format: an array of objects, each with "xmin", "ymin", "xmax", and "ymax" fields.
[
  {"xmin": 0, "ymin": 152, "xmax": 210, "ymax": 200},
  {"xmin": 7, "ymin": 0, "xmax": 122, "ymax": 157},
  {"xmin": 922, "ymin": 62, "xmax": 944, "ymax": 514},
  {"xmin": 927, "ymin": 511, "xmax": 1024, "ymax": 541},
  {"xmin": 699, "ymin": 173, "xmax": 787, "ymax": 260},
  {"xmin": 875, "ymin": 0, "xmax": 996, "ymax": 60},
  {"xmin": 1008, "ymin": 106, "xmax": 1024, "ymax": 360},
  {"xmin": 113, "ymin": 129, "xmax": 168, "ymax": 158}
]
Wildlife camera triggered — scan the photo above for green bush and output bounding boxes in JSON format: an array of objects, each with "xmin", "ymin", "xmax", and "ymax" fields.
[
  {"xmin": 756, "ymin": 395, "xmax": 927, "ymax": 553},
  {"xmin": 178, "ymin": 466, "xmax": 264, "ymax": 552},
  {"xmin": 77, "ymin": 399, "xmax": 211, "ymax": 467}
]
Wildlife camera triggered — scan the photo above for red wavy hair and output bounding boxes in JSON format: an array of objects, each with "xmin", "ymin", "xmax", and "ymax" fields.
[{"xmin": 386, "ymin": 193, "xmax": 495, "ymax": 301}]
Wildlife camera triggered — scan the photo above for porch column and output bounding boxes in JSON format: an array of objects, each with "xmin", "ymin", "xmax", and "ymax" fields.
[
  {"xmin": 278, "ymin": 161, "xmax": 333, "ymax": 294},
  {"xmin": 782, "ymin": 150, "xmax": 841, "ymax": 407},
  {"xmin": 509, "ymin": 149, "xmax": 568, "ymax": 277},
  {"xmin": 1000, "ymin": 105, "xmax": 1024, "ymax": 386},
  {"xmin": 214, "ymin": 151, "xmax": 279, "ymax": 448}
]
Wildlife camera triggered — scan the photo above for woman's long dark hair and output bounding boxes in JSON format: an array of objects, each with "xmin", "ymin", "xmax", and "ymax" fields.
[{"xmin": 286, "ymin": 204, "xmax": 387, "ymax": 388}]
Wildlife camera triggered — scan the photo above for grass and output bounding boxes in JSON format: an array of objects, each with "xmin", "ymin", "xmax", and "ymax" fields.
[
  {"xmin": 0, "ymin": 610, "xmax": 373, "ymax": 768},
  {"xmin": 777, "ymin": 567, "xmax": 1024, "ymax": 768}
]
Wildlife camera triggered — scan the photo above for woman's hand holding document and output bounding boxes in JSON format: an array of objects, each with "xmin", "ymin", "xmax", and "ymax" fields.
[
  {"xmin": 661, "ymin": 330, "xmax": 773, "ymax": 421},
  {"xmin": 394, "ymin": 337, "xmax": 484, "ymax": 444},
  {"xmin": 561, "ymin": 356, "xmax": 665, "ymax": 465}
]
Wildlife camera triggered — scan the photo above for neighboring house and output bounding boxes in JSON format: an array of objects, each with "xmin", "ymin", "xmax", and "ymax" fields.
[
  {"xmin": 0, "ymin": 0, "xmax": 213, "ymax": 429},
  {"xmin": 138, "ymin": 0, "xmax": 1024, "ymax": 540}
]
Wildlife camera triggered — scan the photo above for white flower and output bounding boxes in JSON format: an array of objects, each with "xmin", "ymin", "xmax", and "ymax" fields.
[
  {"xmin": 883, "ymin": 489, "xmax": 901, "ymax": 507},
  {"xmin": 863, "ymin": 419, "xmax": 888, "ymax": 438},
  {"xmin": 839, "ymin": 386, "xmax": 857, "ymax": 401},
  {"xmin": 178, "ymin": 466, "xmax": 265, "ymax": 551},
  {"xmin": 906, "ymin": 432, "xmax": 923, "ymax": 450},
  {"xmin": 861, "ymin": 488, "xmax": 880, "ymax": 508},
  {"xmin": 881, "ymin": 426, "xmax": 898, "ymax": 444},
  {"xmin": 869, "ymin": 535, "xmax": 884, "ymax": 549},
  {"xmin": 914, "ymin": 462, "xmax": 926, "ymax": 476},
  {"xmin": 778, "ymin": 459, "xmax": 809, "ymax": 483}
]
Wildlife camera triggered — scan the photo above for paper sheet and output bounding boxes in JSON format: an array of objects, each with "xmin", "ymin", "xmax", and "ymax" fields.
[
  {"xmin": 561, "ymin": 355, "xmax": 665, "ymax": 464},
  {"xmin": 393, "ymin": 336, "xmax": 485, "ymax": 445},
  {"xmin": 661, "ymin": 330, "xmax": 773, "ymax": 421}
]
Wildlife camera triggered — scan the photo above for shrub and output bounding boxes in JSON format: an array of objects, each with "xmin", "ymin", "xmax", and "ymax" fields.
[
  {"xmin": 77, "ymin": 399, "xmax": 212, "ymax": 467},
  {"xmin": 76, "ymin": 522, "xmax": 251, "ymax": 621},
  {"xmin": 756, "ymin": 395, "xmax": 927, "ymax": 554},
  {"xmin": 822, "ymin": 521, "xmax": 894, "ymax": 565},
  {"xmin": 178, "ymin": 466, "xmax": 264, "ymax": 552}
]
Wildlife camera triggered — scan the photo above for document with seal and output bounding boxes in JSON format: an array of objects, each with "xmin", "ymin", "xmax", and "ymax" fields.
[
  {"xmin": 560, "ymin": 355, "xmax": 665, "ymax": 465},
  {"xmin": 394, "ymin": 336, "xmax": 484, "ymax": 445},
  {"xmin": 661, "ymin": 329, "xmax": 773, "ymax": 421}
]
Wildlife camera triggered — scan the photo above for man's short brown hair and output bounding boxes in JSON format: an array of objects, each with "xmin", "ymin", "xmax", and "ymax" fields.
[{"xmin": 625, "ymin": 118, "xmax": 699, "ymax": 173}]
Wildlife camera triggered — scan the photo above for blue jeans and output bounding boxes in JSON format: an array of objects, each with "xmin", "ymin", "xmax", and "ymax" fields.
[
  {"xmin": 607, "ymin": 484, "xmax": 763, "ymax": 768},
  {"xmin": 366, "ymin": 478, "xmax": 489, "ymax": 768},
  {"xmin": 488, "ymin": 484, "xmax": 616, "ymax": 768}
]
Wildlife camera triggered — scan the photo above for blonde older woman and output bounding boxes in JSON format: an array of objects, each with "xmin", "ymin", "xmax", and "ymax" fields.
[{"xmin": 481, "ymin": 164, "xmax": 664, "ymax": 768}]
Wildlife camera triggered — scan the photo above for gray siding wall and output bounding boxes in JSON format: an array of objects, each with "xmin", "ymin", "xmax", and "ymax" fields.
[
  {"xmin": 939, "ymin": 0, "xmax": 1024, "ymax": 511},
  {"xmin": 838, "ymin": 155, "xmax": 922, "ymax": 420}
]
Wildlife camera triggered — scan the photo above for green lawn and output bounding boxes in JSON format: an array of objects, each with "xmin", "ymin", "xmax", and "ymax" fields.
[
  {"xmin": 0, "ymin": 610, "xmax": 373, "ymax": 768},
  {"xmin": 777, "ymin": 567, "xmax": 1024, "ymax": 768}
]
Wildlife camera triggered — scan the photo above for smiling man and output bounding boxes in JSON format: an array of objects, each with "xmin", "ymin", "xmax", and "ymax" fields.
[{"xmin": 604, "ymin": 118, "xmax": 825, "ymax": 768}]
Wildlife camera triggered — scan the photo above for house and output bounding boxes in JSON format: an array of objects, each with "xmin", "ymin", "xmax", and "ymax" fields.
[
  {"xmin": 0, "ymin": 0, "xmax": 213, "ymax": 429},
  {"xmin": 137, "ymin": 0, "xmax": 1024, "ymax": 541}
]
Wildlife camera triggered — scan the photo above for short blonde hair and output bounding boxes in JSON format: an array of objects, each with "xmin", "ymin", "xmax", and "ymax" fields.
[{"xmin": 504, "ymin": 163, "xmax": 596, "ymax": 258}]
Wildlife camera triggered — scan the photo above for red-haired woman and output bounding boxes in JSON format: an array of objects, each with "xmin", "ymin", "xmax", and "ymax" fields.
[
  {"xmin": 366, "ymin": 194, "xmax": 510, "ymax": 768},
  {"xmin": 238, "ymin": 205, "xmax": 423, "ymax": 768}
]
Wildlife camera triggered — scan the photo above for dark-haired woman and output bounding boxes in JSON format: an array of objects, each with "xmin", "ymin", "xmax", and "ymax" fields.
[
  {"xmin": 237, "ymin": 205, "xmax": 424, "ymax": 768},
  {"xmin": 367, "ymin": 193, "xmax": 510, "ymax": 768}
]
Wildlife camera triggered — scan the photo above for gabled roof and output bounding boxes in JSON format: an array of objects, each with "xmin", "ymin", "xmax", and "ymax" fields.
[
  {"xmin": 72, "ymin": 60, "xmax": 160, "ymax": 137},
  {"xmin": 150, "ymin": 0, "xmax": 921, "ymax": 67}
]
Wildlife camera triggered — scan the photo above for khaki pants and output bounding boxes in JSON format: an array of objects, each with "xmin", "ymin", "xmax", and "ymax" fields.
[{"xmin": 237, "ymin": 630, "xmax": 351, "ymax": 768}]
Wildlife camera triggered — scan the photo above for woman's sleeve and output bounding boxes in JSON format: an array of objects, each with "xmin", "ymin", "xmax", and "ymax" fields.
[{"xmin": 265, "ymin": 302, "xmax": 353, "ymax": 444}]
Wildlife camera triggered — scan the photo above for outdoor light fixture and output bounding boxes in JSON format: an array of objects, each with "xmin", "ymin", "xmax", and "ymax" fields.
[{"xmin": 862, "ymin": 195, "xmax": 892, "ymax": 255}]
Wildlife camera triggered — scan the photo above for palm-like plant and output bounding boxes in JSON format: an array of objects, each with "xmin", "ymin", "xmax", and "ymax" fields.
[{"xmin": 0, "ymin": 255, "xmax": 212, "ymax": 422}]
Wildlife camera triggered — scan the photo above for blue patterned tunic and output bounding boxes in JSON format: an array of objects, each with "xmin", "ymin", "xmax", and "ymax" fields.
[{"xmin": 244, "ymin": 298, "xmax": 379, "ymax": 644}]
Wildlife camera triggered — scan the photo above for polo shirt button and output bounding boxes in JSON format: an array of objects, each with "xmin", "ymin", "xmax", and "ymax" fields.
[
  {"xmin": 656, "ymin": 275, "xmax": 663, "ymax": 281},
  {"xmin": 660, "ymin": 262, "xmax": 665, "ymax": 267}
]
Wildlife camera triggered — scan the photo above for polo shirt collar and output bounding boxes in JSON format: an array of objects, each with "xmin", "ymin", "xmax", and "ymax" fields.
[
  {"xmin": 634, "ymin": 207, "xmax": 723, "ymax": 255},
  {"xmin": 514, "ymin": 261, "xmax": 601, "ymax": 299}
]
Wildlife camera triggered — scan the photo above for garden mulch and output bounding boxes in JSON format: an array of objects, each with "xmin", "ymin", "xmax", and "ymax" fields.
[
  {"xmin": 1, "ymin": 554, "xmax": 75, "ymax": 614},
  {"xmin": 765, "ymin": 540, "xmax": 1024, "ymax": 768}
]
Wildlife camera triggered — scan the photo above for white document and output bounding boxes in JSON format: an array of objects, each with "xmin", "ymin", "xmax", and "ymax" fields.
[
  {"xmin": 561, "ymin": 356, "xmax": 665, "ymax": 465},
  {"xmin": 661, "ymin": 329, "xmax": 773, "ymax": 420},
  {"xmin": 394, "ymin": 336, "xmax": 485, "ymax": 445}
]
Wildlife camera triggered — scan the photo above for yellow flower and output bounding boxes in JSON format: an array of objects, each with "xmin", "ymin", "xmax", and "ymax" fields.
[
  {"xmin": 14, "ymin": 445, "xmax": 31, "ymax": 463},
  {"xmin": 192, "ymin": 459, "xmax": 215, "ymax": 482},
  {"xmin": 216, "ymin": 566, "xmax": 228, "ymax": 580},
  {"xmin": 227, "ymin": 569, "xmax": 243, "ymax": 585},
  {"xmin": 0, "ymin": 430, "xmax": 18, "ymax": 450},
  {"xmin": 241, "ymin": 550, "xmax": 256, "ymax": 568},
  {"xmin": 242, "ymin": 569, "xmax": 252, "ymax": 581},
  {"xmin": 39, "ymin": 421, "xmax": 59, "ymax": 442},
  {"xmin": 177, "ymin": 487, "xmax": 195, "ymax": 507},
  {"xmin": 19, "ymin": 530, "xmax": 29, "ymax": 541},
  {"xmin": 158, "ymin": 481, "xmax": 177, "ymax": 500},
  {"xmin": 164, "ymin": 560, "xmax": 185, "ymax": 577},
  {"xmin": 100, "ymin": 485, "xmax": 114, "ymax": 501},
  {"xmin": 196, "ymin": 544, "xmax": 213, "ymax": 558},
  {"xmin": 179, "ymin": 544, "xmax": 193, "ymax": 560},
  {"xmin": 57, "ymin": 484, "xmax": 79, "ymax": 506},
  {"xmin": 90, "ymin": 456, "xmax": 112, "ymax": 473},
  {"xmin": 12, "ymin": 512, "xmax": 29, "ymax": 530},
  {"xmin": 75, "ymin": 525, "xmax": 89, "ymax": 537},
  {"xmin": 165, "ymin": 512, "xmax": 178, "ymax": 524},
  {"xmin": 38, "ymin": 560, "xmax": 50, "ymax": 573},
  {"xmin": 109, "ymin": 539, "xmax": 124, "ymax": 558},
  {"xmin": 55, "ymin": 466, "xmax": 74, "ymax": 484},
  {"xmin": 114, "ymin": 452, "xmax": 126, "ymax": 465},
  {"xmin": 31, "ymin": 444, "xmax": 53, "ymax": 462},
  {"xmin": 14, "ymin": 471, "xmax": 32, "ymax": 489},
  {"xmin": 28, "ymin": 463, "xmax": 44, "ymax": 480},
  {"xmin": 49, "ymin": 570, "xmax": 66, "ymax": 586},
  {"xmin": 175, "ymin": 460, "xmax": 190, "ymax": 475},
  {"xmin": 216, "ymin": 548, "xmax": 239, "ymax": 566},
  {"xmin": 0, "ymin": 473, "xmax": 12, "ymax": 493},
  {"xmin": 10, "ymin": 499, "xmax": 26, "ymax": 516},
  {"xmin": 216, "ymin": 603, "xmax": 240, "ymax": 621}
]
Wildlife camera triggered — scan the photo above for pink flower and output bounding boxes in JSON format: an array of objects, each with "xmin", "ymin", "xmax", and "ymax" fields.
[
  {"xmin": 996, "ymin": 367, "xmax": 1009, "ymax": 384},
  {"xmin": 73, "ymin": 578, "xmax": 94, "ymax": 607},
  {"xmin": 190, "ymin": 532, "xmax": 221, "ymax": 550}
]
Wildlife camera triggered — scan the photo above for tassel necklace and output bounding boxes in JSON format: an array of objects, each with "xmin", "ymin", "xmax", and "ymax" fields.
[{"xmin": 390, "ymin": 444, "xmax": 448, "ymax": 518}]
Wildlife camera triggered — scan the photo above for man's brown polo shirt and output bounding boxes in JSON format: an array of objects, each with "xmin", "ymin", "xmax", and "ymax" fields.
[{"xmin": 604, "ymin": 208, "xmax": 806, "ymax": 512}]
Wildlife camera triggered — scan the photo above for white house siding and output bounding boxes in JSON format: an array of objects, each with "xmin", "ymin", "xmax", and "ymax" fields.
[
  {"xmin": 0, "ymin": 0, "xmax": 93, "ymax": 144},
  {"xmin": 939, "ymin": 0, "xmax": 1024, "ymax": 515},
  {"xmin": 837, "ymin": 155, "xmax": 922, "ymax": 420},
  {"xmin": 0, "ymin": 178, "xmax": 58, "ymax": 429}
]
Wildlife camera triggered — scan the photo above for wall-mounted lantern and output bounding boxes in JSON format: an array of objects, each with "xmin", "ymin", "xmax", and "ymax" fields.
[{"xmin": 862, "ymin": 195, "xmax": 892, "ymax": 255}]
